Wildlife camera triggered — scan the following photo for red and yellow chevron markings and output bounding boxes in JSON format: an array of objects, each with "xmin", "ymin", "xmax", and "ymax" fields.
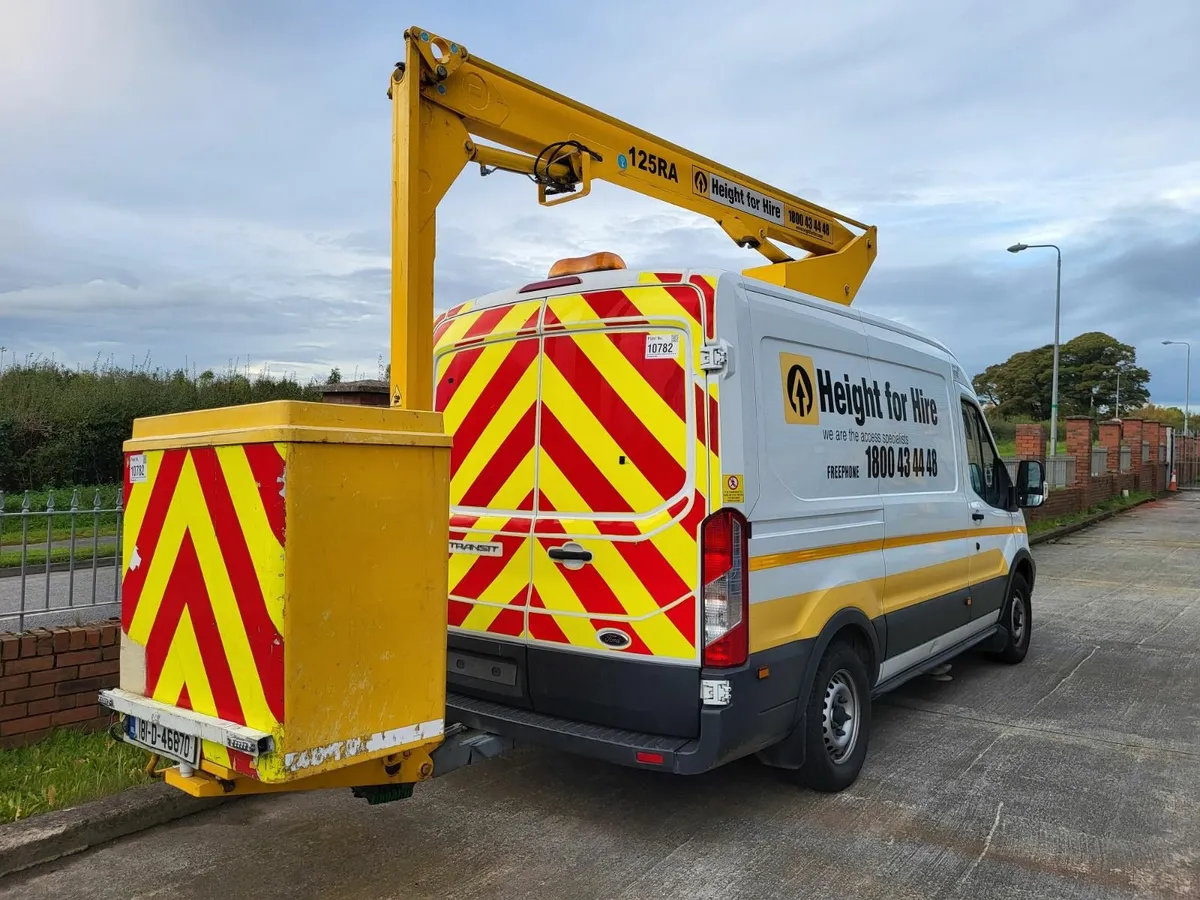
[
  {"xmin": 432, "ymin": 274, "xmax": 722, "ymax": 661},
  {"xmin": 122, "ymin": 443, "xmax": 287, "ymax": 774}
]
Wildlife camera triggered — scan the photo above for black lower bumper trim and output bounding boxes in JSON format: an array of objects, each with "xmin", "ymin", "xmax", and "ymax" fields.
[{"xmin": 446, "ymin": 640, "xmax": 811, "ymax": 776}]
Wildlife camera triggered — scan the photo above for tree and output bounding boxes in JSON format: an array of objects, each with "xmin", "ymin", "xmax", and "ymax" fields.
[
  {"xmin": 327, "ymin": 367, "xmax": 342, "ymax": 385},
  {"xmin": 1057, "ymin": 332, "xmax": 1149, "ymax": 419},
  {"xmin": 972, "ymin": 332, "xmax": 1150, "ymax": 420},
  {"xmin": 1125, "ymin": 404, "xmax": 1186, "ymax": 431},
  {"xmin": 972, "ymin": 346, "xmax": 1054, "ymax": 419}
]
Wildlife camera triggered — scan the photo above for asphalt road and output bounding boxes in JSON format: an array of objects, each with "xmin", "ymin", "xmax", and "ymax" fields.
[
  {"xmin": 6, "ymin": 494, "xmax": 1200, "ymax": 899},
  {"xmin": 0, "ymin": 563, "xmax": 119, "ymax": 631}
]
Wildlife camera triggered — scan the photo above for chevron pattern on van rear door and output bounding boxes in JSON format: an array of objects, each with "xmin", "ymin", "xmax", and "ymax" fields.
[{"xmin": 433, "ymin": 277, "xmax": 722, "ymax": 660}]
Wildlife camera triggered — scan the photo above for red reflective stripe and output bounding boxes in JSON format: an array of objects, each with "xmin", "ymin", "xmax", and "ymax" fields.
[
  {"xmin": 457, "ymin": 404, "xmax": 536, "ymax": 510},
  {"xmin": 581, "ymin": 289, "xmax": 648, "ymax": 322},
  {"xmin": 538, "ymin": 412, "xmax": 630, "ymax": 513},
  {"xmin": 664, "ymin": 595, "xmax": 697, "ymax": 649},
  {"xmin": 603, "ymin": 329, "xmax": 688, "ymax": 413},
  {"xmin": 654, "ymin": 272, "xmax": 683, "ymax": 283},
  {"xmin": 191, "ymin": 447, "xmax": 284, "ymax": 723},
  {"xmin": 543, "ymin": 342, "xmax": 684, "ymax": 503},
  {"xmin": 242, "ymin": 444, "xmax": 285, "ymax": 547},
  {"xmin": 486, "ymin": 588, "xmax": 526, "ymax": 637},
  {"xmin": 537, "ymin": 416, "xmax": 691, "ymax": 610},
  {"xmin": 688, "ymin": 275, "xmax": 716, "ymax": 338},
  {"xmin": 122, "ymin": 449, "xmax": 186, "ymax": 632},
  {"xmin": 536, "ymin": 537, "xmax": 626, "ymax": 616},
  {"xmin": 448, "ymin": 339, "xmax": 539, "ymax": 474},
  {"xmin": 709, "ymin": 392, "xmax": 720, "ymax": 456},
  {"xmin": 448, "ymin": 498, "xmax": 535, "ymax": 602},
  {"xmin": 459, "ymin": 306, "xmax": 511, "ymax": 342},
  {"xmin": 230, "ymin": 749, "xmax": 258, "ymax": 778},
  {"xmin": 146, "ymin": 533, "xmax": 245, "ymax": 724},
  {"xmin": 448, "ymin": 599, "xmax": 472, "ymax": 628},
  {"xmin": 694, "ymin": 384, "xmax": 708, "ymax": 451},
  {"xmin": 435, "ymin": 345, "xmax": 484, "ymax": 412},
  {"xmin": 527, "ymin": 592, "xmax": 571, "ymax": 644},
  {"xmin": 662, "ymin": 284, "xmax": 704, "ymax": 330}
]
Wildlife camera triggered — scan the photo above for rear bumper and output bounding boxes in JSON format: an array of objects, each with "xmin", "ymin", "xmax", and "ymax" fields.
[{"xmin": 446, "ymin": 641, "xmax": 812, "ymax": 775}]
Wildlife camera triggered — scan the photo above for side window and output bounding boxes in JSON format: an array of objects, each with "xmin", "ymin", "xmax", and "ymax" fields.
[{"xmin": 960, "ymin": 400, "xmax": 1010, "ymax": 509}]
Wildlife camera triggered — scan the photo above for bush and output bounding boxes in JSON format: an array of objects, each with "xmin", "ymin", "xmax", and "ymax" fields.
[{"xmin": 0, "ymin": 358, "xmax": 324, "ymax": 491}]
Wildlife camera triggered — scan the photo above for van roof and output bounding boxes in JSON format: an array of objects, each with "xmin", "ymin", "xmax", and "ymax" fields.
[{"xmin": 446, "ymin": 267, "xmax": 970, "ymax": 385}]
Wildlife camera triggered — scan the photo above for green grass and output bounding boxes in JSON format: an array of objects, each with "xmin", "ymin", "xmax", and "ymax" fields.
[
  {"xmin": 0, "ymin": 544, "xmax": 118, "ymax": 570},
  {"xmin": 994, "ymin": 439, "xmax": 1067, "ymax": 458},
  {"xmin": 0, "ymin": 727, "xmax": 153, "ymax": 823},
  {"xmin": 1029, "ymin": 490, "xmax": 1152, "ymax": 537}
]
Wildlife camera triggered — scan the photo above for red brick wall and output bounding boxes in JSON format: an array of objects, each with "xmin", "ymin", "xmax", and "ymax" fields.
[
  {"xmin": 1015, "ymin": 424, "xmax": 1046, "ymax": 464},
  {"xmin": 1066, "ymin": 416, "xmax": 1091, "ymax": 486},
  {"xmin": 1024, "ymin": 471, "xmax": 1144, "ymax": 524},
  {"xmin": 1098, "ymin": 421, "xmax": 1121, "ymax": 473},
  {"xmin": 0, "ymin": 622, "xmax": 119, "ymax": 748},
  {"xmin": 1123, "ymin": 419, "xmax": 1144, "ymax": 478}
]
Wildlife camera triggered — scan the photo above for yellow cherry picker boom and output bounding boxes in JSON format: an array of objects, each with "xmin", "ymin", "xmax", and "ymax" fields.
[{"xmin": 98, "ymin": 26, "xmax": 877, "ymax": 800}]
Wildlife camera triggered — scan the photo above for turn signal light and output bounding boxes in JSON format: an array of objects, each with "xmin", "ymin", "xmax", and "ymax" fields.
[{"xmin": 548, "ymin": 251, "xmax": 626, "ymax": 277}]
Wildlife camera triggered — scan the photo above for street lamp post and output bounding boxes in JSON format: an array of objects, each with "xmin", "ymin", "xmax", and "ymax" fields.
[
  {"xmin": 1008, "ymin": 242, "xmax": 1062, "ymax": 458},
  {"xmin": 1162, "ymin": 340, "xmax": 1191, "ymax": 436}
]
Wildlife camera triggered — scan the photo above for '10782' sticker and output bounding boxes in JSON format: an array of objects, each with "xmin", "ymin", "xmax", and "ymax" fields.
[{"xmin": 645, "ymin": 334, "xmax": 679, "ymax": 360}]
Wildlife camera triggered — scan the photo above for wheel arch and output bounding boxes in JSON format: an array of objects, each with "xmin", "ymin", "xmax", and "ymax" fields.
[
  {"xmin": 755, "ymin": 606, "xmax": 881, "ymax": 771},
  {"xmin": 1009, "ymin": 547, "xmax": 1036, "ymax": 594}
]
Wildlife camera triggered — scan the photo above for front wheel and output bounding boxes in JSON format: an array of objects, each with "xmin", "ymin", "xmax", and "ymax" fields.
[
  {"xmin": 796, "ymin": 640, "xmax": 872, "ymax": 792},
  {"xmin": 991, "ymin": 574, "xmax": 1032, "ymax": 664}
]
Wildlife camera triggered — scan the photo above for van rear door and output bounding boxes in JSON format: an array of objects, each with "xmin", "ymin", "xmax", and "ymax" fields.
[
  {"xmin": 434, "ymin": 296, "xmax": 543, "ymax": 700},
  {"xmin": 529, "ymin": 287, "xmax": 707, "ymax": 656},
  {"xmin": 435, "ymin": 276, "xmax": 718, "ymax": 729},
  {"xmin": 527, "ymin": 281, "xmax": 714, "ymax": 733}
]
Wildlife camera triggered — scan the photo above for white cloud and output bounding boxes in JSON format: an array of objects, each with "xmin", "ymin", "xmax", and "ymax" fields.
[{"xmin": 1, "ymin": 0, "xmax": 1198, "ymax": 408}]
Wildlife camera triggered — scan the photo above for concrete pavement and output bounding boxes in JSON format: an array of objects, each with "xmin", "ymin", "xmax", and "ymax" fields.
[{"xmin": 4, "ymin": 494, "xmax": 1199, "ymax": 899}]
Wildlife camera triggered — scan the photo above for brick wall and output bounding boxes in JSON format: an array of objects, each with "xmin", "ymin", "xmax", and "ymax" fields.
[
  {"xmin": 1098, "ymin": 421, "xmax": 1121, "ymax": 473},
  {"xmin": 1024, "ymin": 470, "xmax": 1144, "ymax": 524},
  {"xmin": 0, "ymin": 622, "xmax": 120, "ymax": 749},
  {"xmin": 1066, "ymin": 417, "xmax": 1092, "ymax": 486},
  {"xmin": 1015, "ymin": 423, "xmax": 1047, "ymax": 464}
]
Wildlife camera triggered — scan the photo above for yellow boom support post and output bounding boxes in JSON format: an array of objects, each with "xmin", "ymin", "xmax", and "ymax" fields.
[{"xmin": 389, "ymin": 25, "xmax": 877, "ymax": 411}]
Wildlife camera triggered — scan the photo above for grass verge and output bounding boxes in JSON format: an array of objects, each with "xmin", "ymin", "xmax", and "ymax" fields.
[
  {"xmin": 0, "ymin": 546, "xmax": 118, "ymax": 571},
  {"xmin": 0, "ymin": 727, "xmax": 153, "ymax": 824},
  {"xmin": 1028, "ymin": 490, "xmax": 1153, "ymax": 537},
  {"xmin": 1, "ymin": 485, "xmax": 123, "ymax": 542}
]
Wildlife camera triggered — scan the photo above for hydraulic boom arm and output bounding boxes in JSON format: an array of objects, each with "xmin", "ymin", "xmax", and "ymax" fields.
[{"xmin": 390, "ymin": 26, "xmax": 877, "ymax": 410}]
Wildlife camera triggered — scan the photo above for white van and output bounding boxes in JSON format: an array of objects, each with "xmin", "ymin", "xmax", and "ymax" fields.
[{"xmin": 434, "ymin": 257, "xmax": 1046, "ymax": 791}]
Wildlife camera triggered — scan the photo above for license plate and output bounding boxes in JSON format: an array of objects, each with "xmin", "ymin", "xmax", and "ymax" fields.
[{"xmin": 125, "ymin": 715, "xmax": 200, "ymax": 766}]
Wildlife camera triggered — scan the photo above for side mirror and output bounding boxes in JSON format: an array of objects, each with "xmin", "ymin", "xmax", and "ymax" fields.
[{"xmin": 1016, "ymin": 459, "xmax": 1046, "ymax": 508}]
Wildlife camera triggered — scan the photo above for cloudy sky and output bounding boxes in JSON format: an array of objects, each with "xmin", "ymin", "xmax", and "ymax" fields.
[{"xmin": 1, "ymin": 0, "xmax": 1198, "ymax": 407}]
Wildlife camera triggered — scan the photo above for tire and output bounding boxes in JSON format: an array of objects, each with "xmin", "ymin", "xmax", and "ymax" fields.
[
  {"xmin": 795, "ymin": 640, "xmax": 872, "ymax": 792},
  {"xmin": 992, "ymin": 574, "xmax": 1032, "ymax": 664}
]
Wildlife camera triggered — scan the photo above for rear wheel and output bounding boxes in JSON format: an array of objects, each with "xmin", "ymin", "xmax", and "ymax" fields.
[
  {"xmin": 796, "ymin": 640, "xmax": 871, "ymax": 792},
  {"xmin": 991, "ymin": 574, "xmax": 1032, "ymax": 664}
]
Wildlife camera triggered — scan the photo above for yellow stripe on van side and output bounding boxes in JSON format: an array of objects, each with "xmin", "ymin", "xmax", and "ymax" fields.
[
  {"xmin": 749, "ymin": 549, "xmax": 1013, "ymax": 653},
  {"xmin": 749, "ymin": 526, "xmax": 1024, "ymax": 572}
]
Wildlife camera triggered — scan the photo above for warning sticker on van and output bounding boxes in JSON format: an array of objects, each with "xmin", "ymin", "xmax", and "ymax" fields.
[{"xmin": 645, "ymin": 333, "xmax": 679, "ymax": 360}]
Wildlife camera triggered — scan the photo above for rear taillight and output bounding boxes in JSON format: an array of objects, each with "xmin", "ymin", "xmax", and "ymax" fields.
[{"xmin": 701, "ymin": 508, "xmax": 749, "ymax": 668}]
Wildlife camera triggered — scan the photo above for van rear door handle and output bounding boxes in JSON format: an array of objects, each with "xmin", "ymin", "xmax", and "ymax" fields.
[
  {"xmin": 548, "ymin": 546, "xmax": 593, "ymax": 563},
  {"xmin": 972, "ymin": 511, "xmax": 986, "ymax": 522}
]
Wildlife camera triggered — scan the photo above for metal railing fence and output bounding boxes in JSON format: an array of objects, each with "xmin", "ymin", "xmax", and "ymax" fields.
[{"xmin": 0, "ymin": 488, "xmax": 124, "ymax": 632}]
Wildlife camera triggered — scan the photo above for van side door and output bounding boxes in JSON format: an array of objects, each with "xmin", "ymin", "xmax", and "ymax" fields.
[{"xmin": 959, "ymin": 397, "xmax": 1018, "ymax": 623}]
